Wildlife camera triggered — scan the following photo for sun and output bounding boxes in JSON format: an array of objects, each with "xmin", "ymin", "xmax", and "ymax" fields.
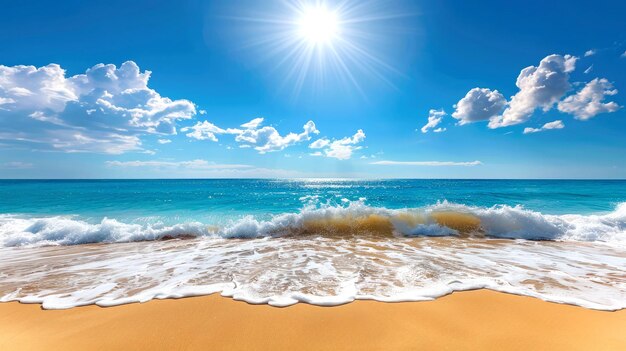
[
  {"xmin": 297, "ymin": 6, "xmax": 339, "ymax": 45},
  {"xmin": 236, "ymin": 0, "xmax": 402, "ymax": 96}
]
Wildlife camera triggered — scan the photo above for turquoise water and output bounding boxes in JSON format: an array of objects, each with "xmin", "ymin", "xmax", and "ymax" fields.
[
  {"xmin": 1, "ymin": 179, "xmax": 625, "ymax": 310},
  {"xmin": 1, "ymin": 179, "xmax": 625, "ymax": 224}
]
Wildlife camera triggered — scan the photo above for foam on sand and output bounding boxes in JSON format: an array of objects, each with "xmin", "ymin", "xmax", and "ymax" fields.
[{"xmin": 1, "ymin": 233, "xmax": 625, "ymax": 310}]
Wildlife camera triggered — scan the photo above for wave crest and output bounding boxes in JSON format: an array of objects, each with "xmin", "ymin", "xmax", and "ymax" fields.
[{"xmin": 1, "ymin": 201, "xmax": 625, "ymax": 247}]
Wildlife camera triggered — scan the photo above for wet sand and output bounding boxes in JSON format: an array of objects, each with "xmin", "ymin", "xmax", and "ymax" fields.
[{"xmin": 1, "ymin": 290, "xmax": 625, "ymax": 350}]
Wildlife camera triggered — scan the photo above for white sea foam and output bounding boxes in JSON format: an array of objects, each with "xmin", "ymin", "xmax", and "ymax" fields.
[
  {"xmin": 0, "ymin": 235, "xmax": 625, "ymax": 310},
  {"xmin": 1, "ymin": 201, "xmax": 625, "ymax": 247}
]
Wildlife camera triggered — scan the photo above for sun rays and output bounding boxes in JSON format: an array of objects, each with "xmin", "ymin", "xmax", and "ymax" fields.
[{"xmin": 233, "ymin": 0, "xmax": 404, "ymax": 97}]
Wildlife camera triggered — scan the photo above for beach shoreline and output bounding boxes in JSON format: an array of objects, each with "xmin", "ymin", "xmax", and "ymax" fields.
[{"xmin": 1, "ymin": 289, "xmax": 625, "ymax": 351}]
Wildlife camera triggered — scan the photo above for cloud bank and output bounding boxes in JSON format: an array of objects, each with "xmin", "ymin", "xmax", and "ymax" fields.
[
  {"xmin": 106, "ymin": 159, "xmax": 301, "ymax": 178},
  {"xmin": 106, "ymin": 160, "xmax": 253, "ymax": 169},
  {"xmin": 0, "ymin": 61, "xmax": 196, "ymax": 153}
]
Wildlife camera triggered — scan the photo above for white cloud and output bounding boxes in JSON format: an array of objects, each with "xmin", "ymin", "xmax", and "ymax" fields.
[
  {"xmin": 557, "ymin": 78, "xmax": 620, "ymax": 120},
  {"xmin": 523, "ymin": 120, "xmax": 565, "ymax": 134},
  {"xmin": 184, "ymin": 117, "xmax": 320, "ymax": 153},
  {"xmin": 0, "ymin": 61, "xmax": 196, "ymax": 153},
  {"xmin": 181, "ymin": 121, "xmax": 228, "ymax": 141},
  {"xmin": 235, "ymin": 119, "xmax": 319, "ymax": 153},
  {"xmin": 450, "ymin": 54, "xmax": 621, "ymax": 130},
  {"xmin": 433, "ymin": 127, "xmax": 446, "ymax": 133},
  {"xmin": 621, "ymin": 51, "xmax": 626, "ymax": 58},
  {"xmin": 489, "ymin": 54, "xmax": 577, "ymax": 128},
  {"xmin": 240, "ymin": 117, "xmax": 264, "ymax": 129},
  {"xmin": 0, "ymin": 64, "xmax": 76, "ymax": 112},
  {"xmin": 106, "ymin": 159, "xmax": 252, "ymax": 169},
  {"xmin": 309, "ymin": 138, "xmax": 330, "ymax": 149},
  {"xmin": 584, "ymin": 50, "xmax": 596, "ymax": 57},
  {"xmin": 370, "ymin": 160, "xmax": 482, "ymax": 166},
  {"xmin": 421, "ymin": 109, "xmax": 446, "ymax": 133},
  {"xmin": 451, "ymin": 88, "xmax": 506, "ymax": 125},
  {"xmin": 309, "ymin": 129, "xmax": 366, "ymax": 160},
  {"xmin": 157, "ymin": 139, "xmax": 171, "ymax": 144}
]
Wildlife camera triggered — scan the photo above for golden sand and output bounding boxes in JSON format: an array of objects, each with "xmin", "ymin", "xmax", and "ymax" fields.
[{"xmin": 1, "ymin": 290, "xmax": 625, "ymax": 350}]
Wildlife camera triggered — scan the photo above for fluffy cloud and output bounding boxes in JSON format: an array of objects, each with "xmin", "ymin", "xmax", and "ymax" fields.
[
  {"xmin": 184, "ymin": 118, "xmax": 320, "ymax": 153},
  {"xmin": 235, "ymin": 119, "xmax": 319, "ymax": 153},
  {"xmin": 370, "ymin": 160, "xmax": 482, "ymax": 166},
  {"xmin": 421, "ymin": 109, "xmax": 446, "ymax": 133},
  {"xmin": 182, "ymin": 121, "xmax": 229, "ymax": 141},
  {"xmin": 0, "ymin": 64, "xmax": 76, "ymax": 112},
  {"xmin": 0, "ymin": 61, "xmax": 196, "ymax": 153},
  {"xmin": 309, "ymin": 129, "xmax": 366, "ymax": 160},
  {"xmin": 451, "ymin": 88, "xmax": 506, "ymax": 125},
  {"xmin": 557, "ymin": 78, "xmax": 620, "ymax": 120},
  {"xmin": 523, "ymin": 120, "xmax": 565, "ymax": 134},
  {"xmin": 489, "ymin": 54, "xmax": 577, "ymax": 128},
  {"xmin": 447, "ymin": 54, "xmax": 621, "ymax": 131},
  {"xmin": 0, "ymin": 61, "xmax": 196, "ymax": 154}
]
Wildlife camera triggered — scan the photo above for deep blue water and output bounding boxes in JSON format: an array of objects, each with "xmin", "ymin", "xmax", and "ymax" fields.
[{"xmin": 1, "ymin": 179, "xmax": 625, "ymax": 224}]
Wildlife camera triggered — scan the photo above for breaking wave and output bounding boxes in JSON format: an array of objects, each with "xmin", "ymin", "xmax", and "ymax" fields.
[{"xmin": 1, "ymin": 201, "xmax": 625, "ymax": 247}]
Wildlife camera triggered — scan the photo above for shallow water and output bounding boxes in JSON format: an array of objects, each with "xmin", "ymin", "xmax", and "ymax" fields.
[{"xmin": 0, "ymin": 179, "xmax": 625, "ymax": 309}]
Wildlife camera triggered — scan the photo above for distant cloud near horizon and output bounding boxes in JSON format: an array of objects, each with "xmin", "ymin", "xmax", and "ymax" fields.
[
  {"xmin": 105, "ymin": 159, "xmax": 302, "ymax": 178},
  {"xmin": 0, "ymin": 61, "xmax": 196, "ymax": 154},
  {"xmin": 1, "ymin": 161, "xmax": 34, "ymax": 169},
  {"xmin": 106, "ymin": 159, "xmax": 252, "ymax": 169},
  {"xmin": 371, "ymin": 160, "xmax": 482, "ymax": 167}
]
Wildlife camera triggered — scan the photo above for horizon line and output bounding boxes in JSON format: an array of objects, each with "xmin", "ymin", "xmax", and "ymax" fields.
[{"xmin": 1, "ymin": 178, "xmax": 625, "ymax": 181}]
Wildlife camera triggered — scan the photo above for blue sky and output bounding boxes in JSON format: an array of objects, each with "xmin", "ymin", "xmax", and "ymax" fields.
[{"xmin": 0, "ymin": 0, "xmax": 625, "ymax": 179}]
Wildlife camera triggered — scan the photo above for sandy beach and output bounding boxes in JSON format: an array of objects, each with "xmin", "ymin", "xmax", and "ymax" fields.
[{"xmin": 1, "ymin": 290, "xmax": 625, "ymax": 351}]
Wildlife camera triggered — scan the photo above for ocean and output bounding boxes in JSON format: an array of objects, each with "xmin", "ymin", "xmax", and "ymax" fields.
[{"xmin": 1, "ymin": 179, "xmax": 625, "ymax": 310}]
